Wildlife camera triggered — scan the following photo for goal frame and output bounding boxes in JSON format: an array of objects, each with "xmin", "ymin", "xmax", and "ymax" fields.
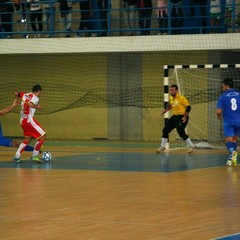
[{"xmin": 163, "ymin": 64, "xmax": 240, "ymax": 150}]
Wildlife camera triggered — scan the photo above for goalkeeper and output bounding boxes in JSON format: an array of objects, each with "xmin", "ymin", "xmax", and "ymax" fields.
[{"xmin": 156, "ymin": 84, "xmax": 195, "ymax": 153}]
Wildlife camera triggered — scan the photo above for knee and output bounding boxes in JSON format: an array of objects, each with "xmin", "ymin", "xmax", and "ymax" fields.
[
  {"xmin": 179, "ymin": 133, "xmax": 188, "ymax": 140},
  {"xmin": 40, "ymin": 134, "xmax": 46, "ymax": 142},
  {"xmin": 23, "ymin": 137, "xmax": 31, "ymax": 145}
]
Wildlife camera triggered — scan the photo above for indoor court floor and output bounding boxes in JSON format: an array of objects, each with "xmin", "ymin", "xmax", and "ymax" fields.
[{"xmin": 0, "ymin": 141, "xmax": 239, "ymax": 240}]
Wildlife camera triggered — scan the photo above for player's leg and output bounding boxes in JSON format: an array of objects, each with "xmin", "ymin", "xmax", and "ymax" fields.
[
  {"xmin": 0, "ymin": 122, "xmax": 13, "ymax": 147},
  {"xmin": 13, "ymin": 136, "xmax": 32, "ymax": 163},
  {"xmin": 31, "ymin": 134, "xmax": 46, "ymax": 163},
  {"xmin": 0, "ymin": 137, "xmax": 33, "ymax": 152},
  {"xmin": 13, "ymin": 120, "xmax": 35, "ymax": 162},
  {"xmin": 11, "ymin": 139, "xmax": 34, "ymax": 151},
  {"xmin": 225, "ymin": 136, "xmax": 235, "ymax": 166},
  {"xmin": 224, "ymin": 123, "xmax": 236, "ymax": 166},
  {"xmin": 175, "ymin": 116, "xmax": 195, "ymax": 153},
  {"xmin": 156, "ymin": 116, "xmax": 175, "ymax": 152},
  {"xmin": 0, "ymin": 137, "xmax": 13, "ymax": 147},
  {"xmin": 0, "ymin": 122, "xmax": 34, "ymax": 151},
  {"xmin": 27, "ymin": 119, "xmax": 46, "ymax": 163},
  {"xmin": 231, "ymin": 135, "xmax": 238, "ymax": 166},
  {"xmin": 229, "ymin": 126, "xmax": 240, "ymax": 166}
]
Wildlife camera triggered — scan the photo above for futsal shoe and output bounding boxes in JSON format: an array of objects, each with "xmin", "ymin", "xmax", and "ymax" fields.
[
  {"xmin": 231, "ymin": 151, "xmax": 238, "ymax": 166},
  {"xmin": 156, "ymin": 147, "xmax": 166, "ymax": 153},
  {"xmin": 13, "ymin": 157, "xmax": 21, "ymax": 163},
  {"xmin": 226, "ymin": 159, "xmax": 232, "ymax": 166},
  {"xmin": 31, "ymin": 156, "xmax": 42, "ymax": 163},
  {"xmin": 188, "ymin": 147, "xmax": 196, "ymax": 153}
]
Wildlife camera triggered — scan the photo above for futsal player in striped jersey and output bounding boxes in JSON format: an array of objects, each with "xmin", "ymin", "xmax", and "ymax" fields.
[
  {"xmin": 216, "ymin": 78, "xmax": 240, "ymax": 166},
  {"xmin": 0, "ymin": 99, "xmax": 34, "ymax": 152},
  {"xmin": 13, "ymin": 85, "xmax": 46, "ymax": 163},
  {"xmin": 156, "ymin": 84, "xmax": 195, "ymax": 153}
]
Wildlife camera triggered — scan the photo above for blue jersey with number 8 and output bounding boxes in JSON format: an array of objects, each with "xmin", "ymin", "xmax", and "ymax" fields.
[{"xmin": 217, "ymin": 89, "xmax": 240, "ymax": 125}]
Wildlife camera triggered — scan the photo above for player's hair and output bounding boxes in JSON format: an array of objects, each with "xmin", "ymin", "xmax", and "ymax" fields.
[
  {"xmin": 32, "ymin": 84, "xmax": 42, "ymax": 92},
  {"xmin": 222, "ymin": 78, "xmax": 234, "ymax": 88},
  {"xmin": 170, "ymin": 84, "xmax": 178, "ymax": 90}
]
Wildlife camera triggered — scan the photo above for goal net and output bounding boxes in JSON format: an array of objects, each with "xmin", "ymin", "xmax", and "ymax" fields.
[
  {"xmin": 165, "ymin": 64, "xmax": 240, "ymax": 149},
  {"xmin": 1, "ymin": 34, "xmax": 240, "ymax": 141}
]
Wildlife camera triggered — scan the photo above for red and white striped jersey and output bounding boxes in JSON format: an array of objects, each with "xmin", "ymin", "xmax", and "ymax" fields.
[{"xmin": 19, "ymin": 92, "xmax": 39, "ymax": 123}]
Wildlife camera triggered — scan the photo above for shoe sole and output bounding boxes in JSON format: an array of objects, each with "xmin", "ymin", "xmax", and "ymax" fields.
[
  {"xmin": 13, "ymin": 158, "xmax": 21, "ymax": 163},
  {"xmin": 14, "ymin": 160, "xmax": 21, "ymax": 163},
  {"xmin": 188, "ymin": 148, "xmax": 196, "ymax": 154},
  {"xmin": 31, "ymin": 158, "xmax": 42, "ymax": 163},
  {"xmin": 156, "ymin": 149, "xmax": 165, "ymax": 153},
  {"xmin": 156, "ymin": 148, "xmax": 166, "ymax": 153},
  {"xmin": 32, "ymin": 160, "xmax": 42, "ymax": 163}
]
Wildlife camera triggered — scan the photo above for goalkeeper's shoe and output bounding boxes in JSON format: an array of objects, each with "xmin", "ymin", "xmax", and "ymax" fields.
[
  {"xmin": 156, "ymin": 147, "xmax": 166, "ymax": 153},
  {"xmin": 188, "ymin": 147, "xmax": 196, "ymax": 153},
  {"xmin": 231, "ymin": 151, "xmax": 238, "ymax": 166},
  {"xmin": 31, "ymin": 156, "xmax": 42, "ymax": 163},
  {"xmin": 13, "ymin": 157, "xmax": 21, "ymax": 163}
]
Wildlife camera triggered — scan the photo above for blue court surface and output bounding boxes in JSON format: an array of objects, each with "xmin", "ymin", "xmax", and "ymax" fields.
[
  {"xmin": 212, "ymin": 233, "xmax": 240, "ymax": 240},
  {"xmin": 0, "ymin": 151, "xmax": 227, "ymax": 172}
]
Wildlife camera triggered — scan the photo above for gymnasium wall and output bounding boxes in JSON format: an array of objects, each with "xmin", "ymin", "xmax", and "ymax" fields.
[
  {"xmin": 1, "ymin": 50, "xmax": 209, "ymax": 141},
  {"xmin": 1, "ymin": 33, "xmax": 240, "ymax": 141}
]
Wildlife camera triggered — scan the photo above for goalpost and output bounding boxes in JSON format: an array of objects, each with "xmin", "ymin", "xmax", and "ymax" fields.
[{"xmin": 163, "ymin": 64, "xmax": 240, "ymax": 150}]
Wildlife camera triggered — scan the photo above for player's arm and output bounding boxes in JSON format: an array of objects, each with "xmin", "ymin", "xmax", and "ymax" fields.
[
  {"xmin": 216, "ymin": 108, "xmax": 222, "ymax": 119},
  {"xmin": 28, "ymin": 101, "xmax": 43, "ymax": 109},
  {"xmin": 0, "ymin": 99, "xmax": 18, "ymax": 116},
  {"xmin": 181, "ymin": 96, "xmax": 191, "ymax": 122},
  {"xmin": 15, "ymin": 92, "xmax": 24, "ymax": 100},
  {"xmin": 216, "ymin": 96, "xmax": 223, "ymax": 119},
  {"xmin": 182, "ymin": 105, "xmax": 191, "ymax": 122},
  {"xmin": 161, "ymin": 104, "xmax": 172, "ymax": 115}
]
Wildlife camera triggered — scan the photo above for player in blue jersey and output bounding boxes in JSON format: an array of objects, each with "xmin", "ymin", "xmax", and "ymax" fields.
[
  {"xmin": 0, "ymin": 99, "xmax": 34, "ymax": 152},
  {"xmin": 216, "ymin": 78, "xmax": 240, "ymax": 166}
]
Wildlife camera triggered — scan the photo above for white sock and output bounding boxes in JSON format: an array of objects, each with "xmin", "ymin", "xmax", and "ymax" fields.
[
  {"xmin": 161, "ymin": 138, "xmax": 168, "ymax": 148},
  {"xmin": 32, "ymin": 150, "xmax": 39, "ymax": 157},
  {"xmin": 185, "ymin": 138, "xmax": 194, "ymax": 148},
  {"xmin": 32, "ymin": 141, "xmax": 42, "ymax": 157},
  {"xmin": 15, "ymin": 143, "xmax": 27, "ymax": 158}
]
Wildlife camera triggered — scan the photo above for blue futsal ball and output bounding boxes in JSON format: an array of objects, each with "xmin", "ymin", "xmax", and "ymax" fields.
[{"xmin": 42, "ymin": 152, "xmax": 52, "ymax": 161}]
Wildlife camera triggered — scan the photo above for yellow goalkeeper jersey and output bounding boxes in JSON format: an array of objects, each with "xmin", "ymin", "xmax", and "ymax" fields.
[{"xmin": 169, "ymin": 93, "xmax": 190, "ymax": 115}]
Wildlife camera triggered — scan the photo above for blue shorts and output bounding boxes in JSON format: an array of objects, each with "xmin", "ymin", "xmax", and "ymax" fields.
[
  {"xmin": 0, "ymin": 137, "xmax": 13, "ymax": 147},
  {"xmin": 0, "ymin": 122, "xmax": 13, "ymax": 146},
  {"xmin": 223, "ymin": 122, "xmax": 240, "ymax": 138}
]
